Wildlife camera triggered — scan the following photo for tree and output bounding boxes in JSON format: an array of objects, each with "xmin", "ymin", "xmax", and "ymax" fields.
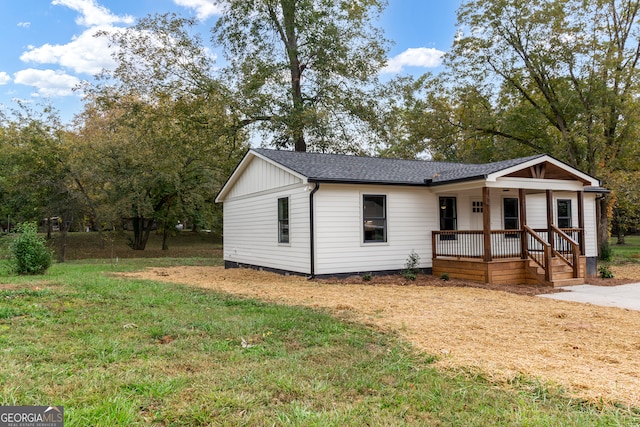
[
  {"xmin": 0, "ymin": 104, "xmax": 82, "ymax": 231},
  {"xmin": 434, "ymin": 0, "xmax": 640, "ymax": 255},
  {"xmin": 212, "ymin": 0, "xmax": 389, "ymax": 152},
  {"xmin": 609, "ymin": 171, "xmax": 640, "ymax": 244},
  {"xmin": 82, "ymin": 14, "xmax": 248, "ymax": 249}
]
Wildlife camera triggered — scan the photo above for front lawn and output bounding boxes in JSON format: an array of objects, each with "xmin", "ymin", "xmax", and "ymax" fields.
[
  {"xmin": 611, "ymin": 235, "xmax": 640, "ymax": 264},
  {"xmin": 0, "ymin": 261, "xmax": 637, "ymax": 426}
]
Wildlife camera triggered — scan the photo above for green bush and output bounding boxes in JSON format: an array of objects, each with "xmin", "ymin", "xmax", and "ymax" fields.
[
  {"xmin": 402, "ymin": 250, "xmax": 421, "ymax": 281},
  {"xmin": 598, "ymin": 264, "xmax": 614, "ymax": 279},
  {"xmin": 10, "ymin": 222, "xmax": 52, "ymax": 275}
]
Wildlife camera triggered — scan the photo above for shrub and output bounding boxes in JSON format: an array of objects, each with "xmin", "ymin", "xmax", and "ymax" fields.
[
  {"xmin": 10, "ymin": 222, "xmax": 52, "ymax": 275},
  {"xmin": 440, "ymin": 273, "xmax": 450, "ymax": 281},
  {"xmin": 598, "ymin": 265, "xmax": 614, "ymax": 279},
  {"xmin": 402, "ymin": 250, "xmax": 421, "ymax": 281},
  {"xmin": 362, "ymin": 273, "xmax": 372, "ymax": 281}
]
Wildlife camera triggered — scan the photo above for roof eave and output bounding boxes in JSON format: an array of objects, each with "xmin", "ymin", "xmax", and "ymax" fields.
[
  {"xmin": 425, "ymin": 174, "xmax": 488, "ymax": 186},
  {"xmin": 308, "ymin": 177, "xmax": 427, "ymax": 187}
]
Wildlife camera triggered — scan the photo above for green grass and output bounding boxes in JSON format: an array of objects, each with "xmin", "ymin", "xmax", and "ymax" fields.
[
  {"xmin": 0, "ymin": 261, "xmax": 638, "ymax": 426},
  {"xmin": 610, "ymin": 235, "xmax": 640, "ymax": 264}
]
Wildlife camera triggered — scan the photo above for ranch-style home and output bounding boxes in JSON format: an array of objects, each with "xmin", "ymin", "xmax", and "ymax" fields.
[{"xmin": 215, "ymin": 148, "xmax": 607, "ymax": 287}]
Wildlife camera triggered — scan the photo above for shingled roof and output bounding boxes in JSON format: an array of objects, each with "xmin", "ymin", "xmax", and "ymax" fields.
[{"xmin": 253, "ymin": 148, "xmax": 546, "ymax": 186}]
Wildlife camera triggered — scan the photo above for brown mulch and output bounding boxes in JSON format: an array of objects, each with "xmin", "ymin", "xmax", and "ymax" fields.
[
  {"xmin": 119, "ymin": 264, "xmax": 640, "ymax": 409},
  {"xmin": 317, "ymin": 265, "xmax": 640, "ymax": 295},
  {"xmin": 316, "ymin": 274, "xmax": 562, "ymax": 296}
]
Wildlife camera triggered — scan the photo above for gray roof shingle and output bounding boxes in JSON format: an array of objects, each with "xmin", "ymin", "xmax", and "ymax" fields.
[{"xmin": 253, "ymin": 148, "xmax": 546, "ymax": 186}]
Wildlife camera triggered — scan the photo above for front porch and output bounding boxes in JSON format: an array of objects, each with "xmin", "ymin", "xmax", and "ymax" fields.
[{"xmin": 431, "ymin": 188, "xmax": 588, "ymax": 287}]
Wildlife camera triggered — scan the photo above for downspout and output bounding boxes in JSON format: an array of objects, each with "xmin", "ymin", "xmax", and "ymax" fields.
[{"xmin": 308, "ymin": 182, "xmax": 320, "ymax": 279}]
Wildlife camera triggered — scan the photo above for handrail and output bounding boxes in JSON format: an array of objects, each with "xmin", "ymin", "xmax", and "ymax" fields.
[
  {"xmin": 550, "ymin": 225, "xmax": 580, "ymax": 278},
  {"xmin": 523, "ymin": 226, "xmax": 552, "ymax": 282}
]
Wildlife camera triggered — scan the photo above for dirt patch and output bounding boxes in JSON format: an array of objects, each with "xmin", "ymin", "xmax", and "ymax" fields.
[{"xmin": 119, "ymin": 266, "xmax": 640, "ymax": 409}]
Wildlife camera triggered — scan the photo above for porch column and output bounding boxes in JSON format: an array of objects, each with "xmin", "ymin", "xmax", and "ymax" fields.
[
  {"xmin": 577, "ymin": 191, "xmax": 585, "ymax": 255},
  {"xmin": 519, "ymin": 188, "xmax": 528, "ymax": 259},
  {"xmin": 483, "ymin": 187, "xmax": 492, "ymax": 262},
  {"xmin": 546, "ymin": 189, "xmax": 555, "ymax": 253}
]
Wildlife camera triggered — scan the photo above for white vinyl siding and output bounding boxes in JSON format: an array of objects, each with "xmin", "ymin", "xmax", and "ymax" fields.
[
  {"xmin": 226, "ymin": 157, "xmax": 303, "ymax": 200},
  {"xmin": 313, "ymin": 184, "xmax": 435, "ymax": 275},
  {"xmin": 223, "ymin": 189, "xmax": 309, "ymax": 273},
  {"xmin": 221, "ymin": 156, "xmax": 309, "ymax": 273}
]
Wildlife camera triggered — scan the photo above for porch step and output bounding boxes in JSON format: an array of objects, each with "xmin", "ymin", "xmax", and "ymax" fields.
[{"xmin": 526, "ymin": 259, "xmax": 584, "ymax": 287}]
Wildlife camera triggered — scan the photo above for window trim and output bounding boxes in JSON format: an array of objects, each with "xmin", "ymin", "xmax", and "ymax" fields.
[
  {"xmin": 277, "ymin": 196, "xmax": 290, "ymax": 244},
  {"xmin": 362, "ymin": 194, "xmax": 387, "ymax": 244},
  {"xmin": 503, "ymin": 197, "xmax": 520, "ymax": 239},
  {"xmin": 557, "ymin": 199, "xmax": 572, "ymax": 229}
]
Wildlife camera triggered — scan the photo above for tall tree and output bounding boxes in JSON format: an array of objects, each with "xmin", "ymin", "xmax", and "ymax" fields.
[
  {"xmin": 84, "ymin": 14, "xmax": 248, "ymax": 250},
  {"xmin": 212, "ymin": 0, "xmax": 389, "ymax": 152},
  {"xmin": 434, "ymin": 0, "xmax": 640, "ymax": 255}
]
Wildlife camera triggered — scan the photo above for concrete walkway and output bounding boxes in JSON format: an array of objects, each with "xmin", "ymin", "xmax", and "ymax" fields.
[{"xmin": 539, "ymin": 282, "xmax": 640, "ymax": 311}]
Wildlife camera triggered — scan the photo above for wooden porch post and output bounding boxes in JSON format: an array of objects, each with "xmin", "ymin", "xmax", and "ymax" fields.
[
  {"xmin": 577, "ymin": 191, "xmax": 585, "ymax": 255},
  {"xmin": 519, "ymin": 188, "xmax": 528, "ymax": 259},
  {"xmin": 546, "ymin": 189, "xmax": 555, "ymax": 254},
  {"xmin": 483, "ymin": 187, "xmax": 492, "ymax": 262}
]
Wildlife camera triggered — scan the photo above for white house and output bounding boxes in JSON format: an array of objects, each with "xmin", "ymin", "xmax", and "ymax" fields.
[{"xmin": 215, "ymin": 148, "xmax": 607, "ymax": 287}]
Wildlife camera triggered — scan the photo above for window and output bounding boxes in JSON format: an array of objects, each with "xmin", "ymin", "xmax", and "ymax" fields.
[
  {"xmin": 472, "ymin": 200, "xmax": 483, "ymax": 213},
  {"xmin": 439, "ymin": 197, "xmax": 457, "ymax": 240},
  {"xmin": 557, "ymin": 199, "xmax": 572, "ymax": 229},
  {"xmin": 503, "ymin": 198, "xmax": 519, "ymax": 238},
  {"xmin": 363, "ymin": 195, "xmax": 386, "ymax": 243},
  {"xmin": 278, "ymin": 197, "xmax": 289, "ymax": 244}
]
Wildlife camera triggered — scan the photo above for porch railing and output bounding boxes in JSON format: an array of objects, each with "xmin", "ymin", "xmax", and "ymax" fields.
[
  {"xmin": 432, "ymin": 227, "xmax": 583, "ymax": 277},
  {"xmin": 432, "ymin": 230, "xmax": 523, "ymax": 260}
]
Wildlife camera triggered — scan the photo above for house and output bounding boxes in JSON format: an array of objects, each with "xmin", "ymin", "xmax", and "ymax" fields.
[{"xmin": 215, "ymin": 148, "xmax": 607, "ymax": 287}]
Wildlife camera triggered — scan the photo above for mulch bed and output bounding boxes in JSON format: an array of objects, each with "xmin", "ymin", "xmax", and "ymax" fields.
[{"xmin": 316, "ymin": 273, "xmax": 639, "ymax": 296}]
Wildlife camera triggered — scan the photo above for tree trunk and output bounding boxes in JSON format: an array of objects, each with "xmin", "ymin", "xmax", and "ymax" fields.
[
  {"xmin": 130, "ymin": 217, "xmax": 151, "ymax": 250},
  {"xmin": 597, "ymin": 196, "xmax": 611, "ymax": 259},
  {"xmin": 162, "ymin": 220, "xmax": 170, "ymax": 251},
  {"xmin": 280, "ymin": 0, "xmax": 306, "ymax": 152}
]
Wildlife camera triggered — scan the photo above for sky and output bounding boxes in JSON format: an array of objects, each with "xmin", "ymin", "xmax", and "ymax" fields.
[{"xmin": 0, "ymin": 0, "xmax": 461, "ymax": 124}]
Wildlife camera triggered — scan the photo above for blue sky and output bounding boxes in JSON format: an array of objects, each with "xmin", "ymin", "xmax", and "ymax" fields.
[{"xmin": 0, "ymin": 0, "xmax": 461, "ymax": 124}]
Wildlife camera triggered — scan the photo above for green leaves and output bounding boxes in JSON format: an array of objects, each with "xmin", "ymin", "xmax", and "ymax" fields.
[
  {"xmin": 213, "ymin": 0, "xmax": 390, "ymax": 151},
  {"xmin": 9, "ymin": 222, "xmax": 52, "ymax": 275}
]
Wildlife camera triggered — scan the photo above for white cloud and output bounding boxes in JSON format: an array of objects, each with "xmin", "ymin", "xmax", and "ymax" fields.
[
  {"xmin": 20, "ymin": 26, "xmax": 119, "ymax": 75},
  {"xmin": 0, "ymin": 72, "xmax": 11, "ymax": 85},
  {"xmin": 14, "ymin": 69, "xmax": 81, "ymax": 97},
  {"xmin": 382, "ymin": 47, "xmax": 445, "ymax": 74},
  {"xmin": 51, "ymin": 0, "xmax": 134, "ymax": 27},
  {"xmin": 173, "ymin": 0, "xmax": 224, "ymax": 20},
  {"xmin": 18, "ymin": 22, "xmax": 31, "ymax": 28}
]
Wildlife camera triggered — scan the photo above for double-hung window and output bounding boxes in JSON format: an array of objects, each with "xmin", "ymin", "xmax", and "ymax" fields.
[
  {"xmin": 557, "ymin": 199, "xmax": 572, "ymax": 229},
  {"xmin": 363, "ymin": 195, "xmax": 387, "ymax": 243},
  {"xmin": 278, "ymin": 197, "xmax": 289, "ymax": 244}
]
